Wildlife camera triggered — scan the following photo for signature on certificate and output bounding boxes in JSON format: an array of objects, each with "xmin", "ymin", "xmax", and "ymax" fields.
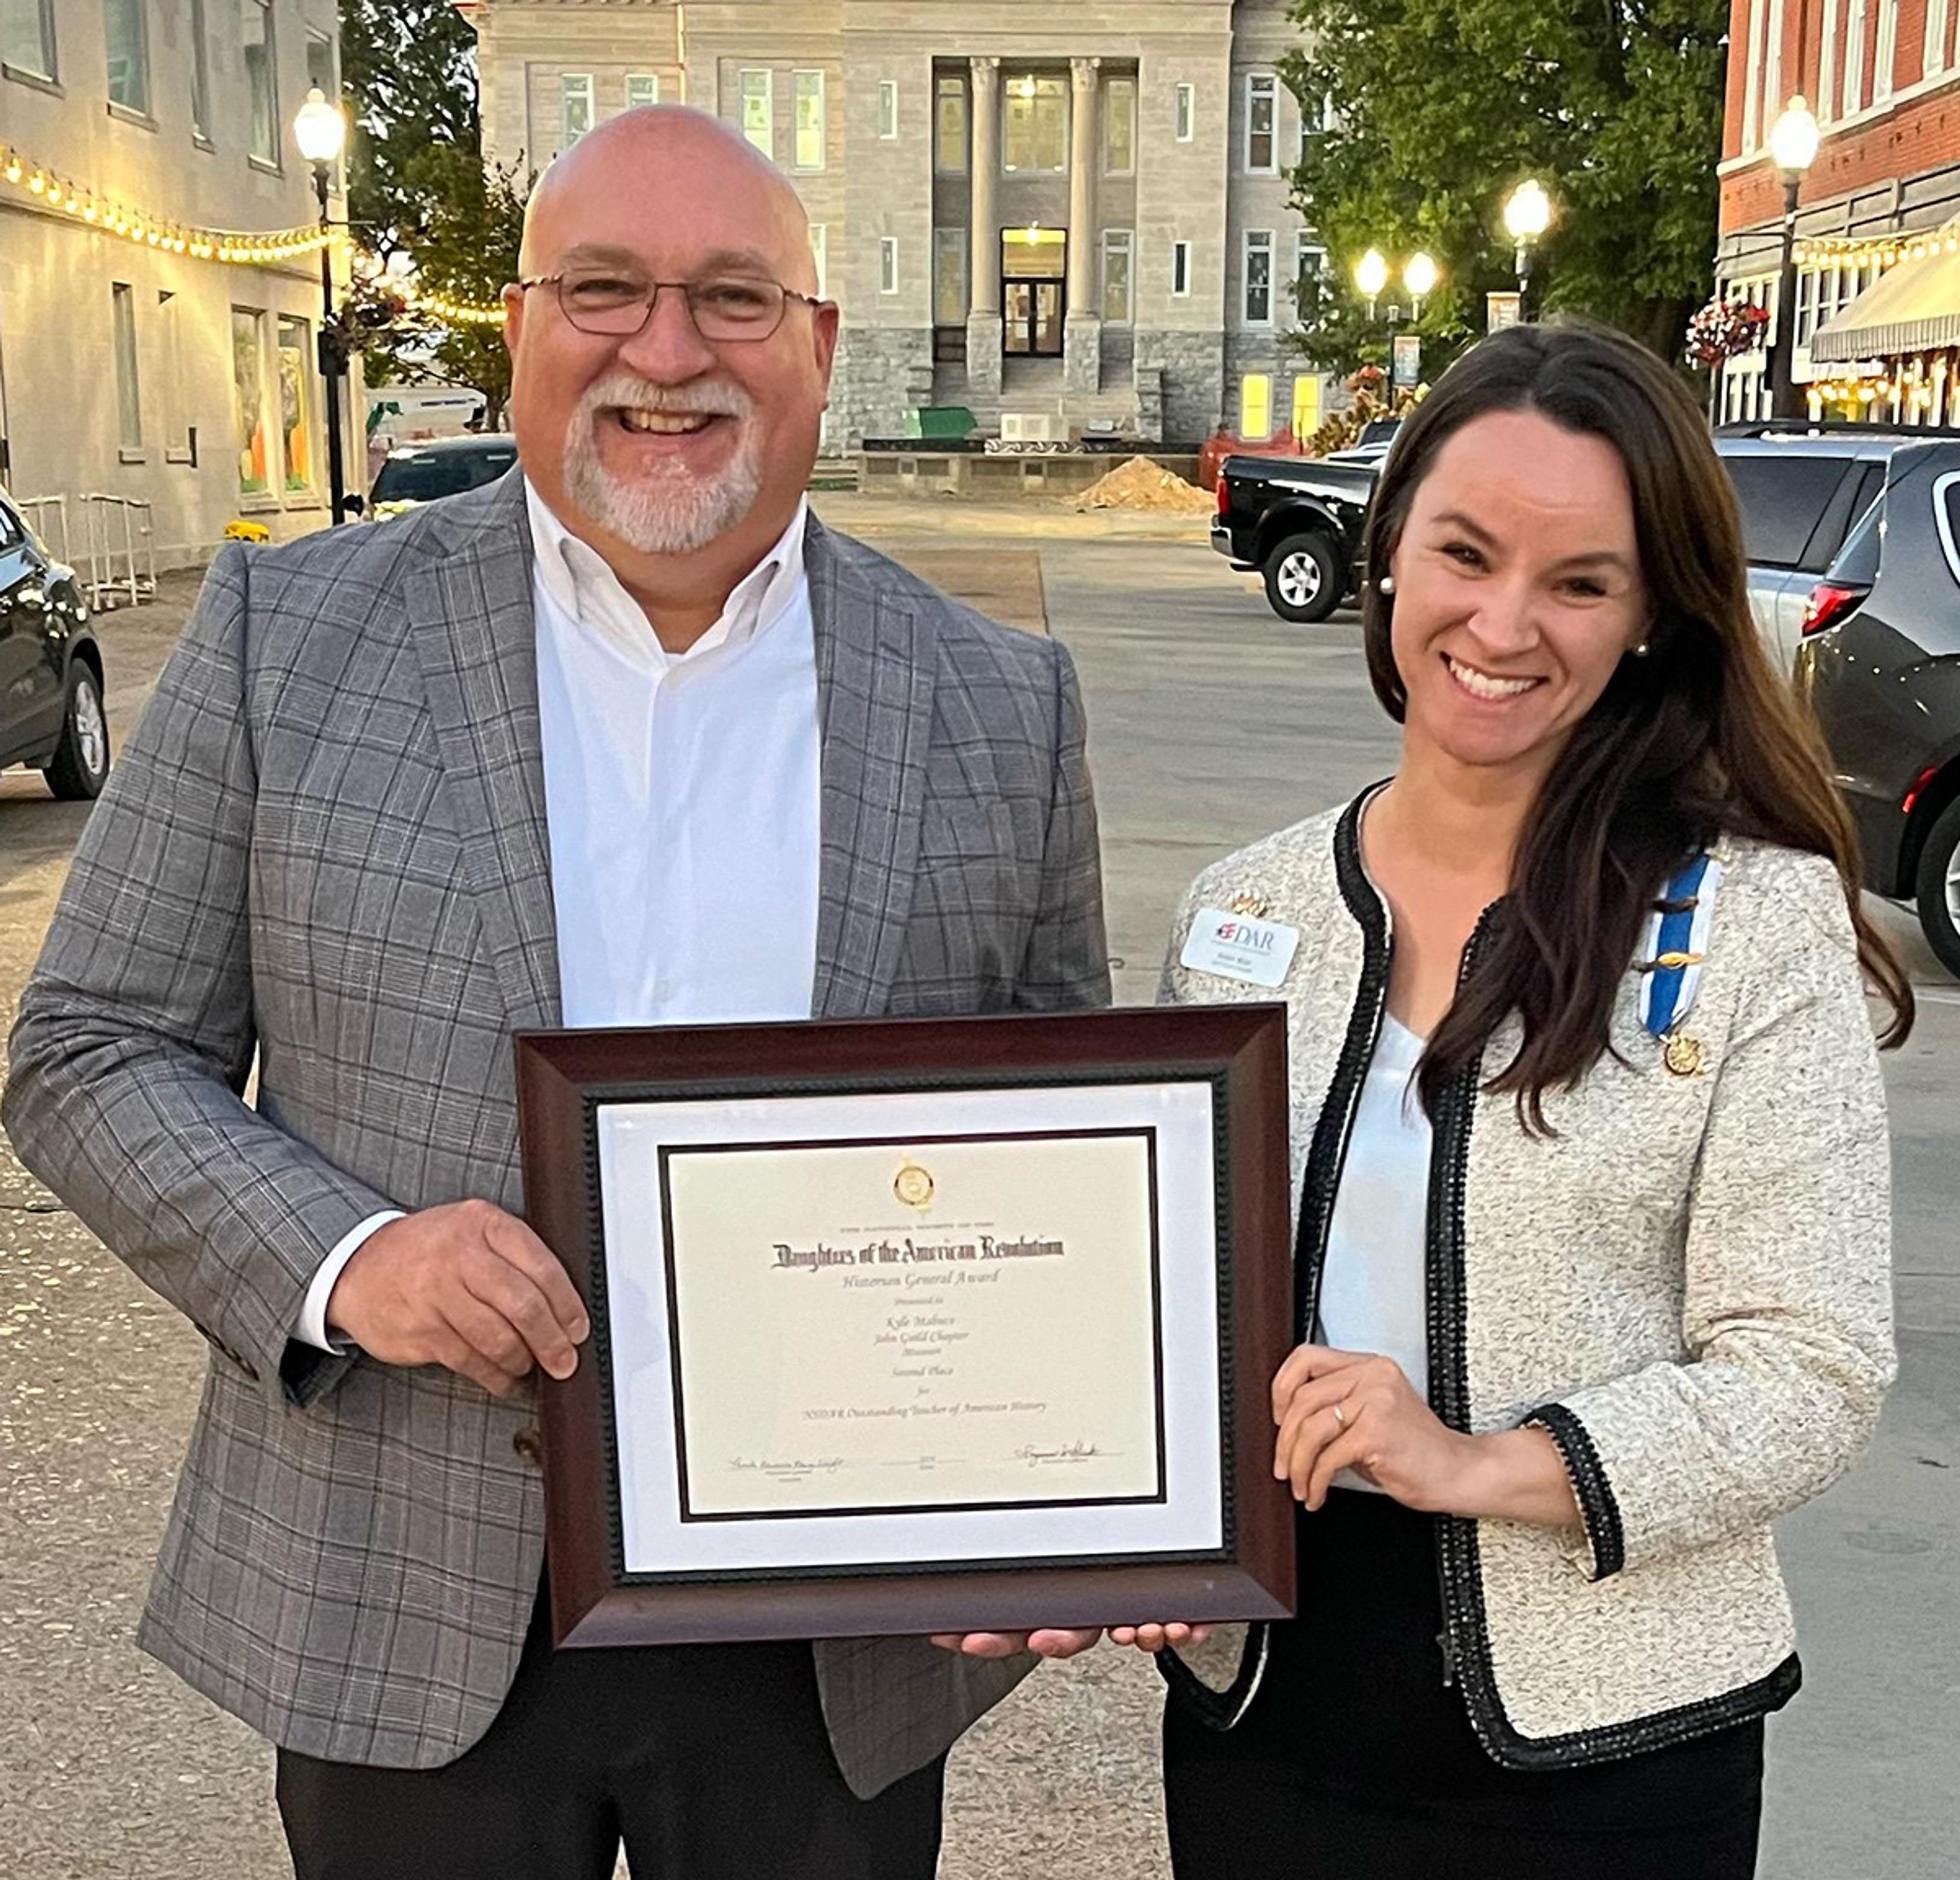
[{"xmin": 1013, "ymin": 1439, "xmax": 1105, "ymax": 1464}]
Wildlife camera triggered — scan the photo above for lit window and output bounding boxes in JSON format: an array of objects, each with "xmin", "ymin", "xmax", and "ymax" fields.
[
  {"xmin": 1104, "ymin": 76, "xmax": 1135, "ymax": 174},
  {"xmin": 232, "ymin": 307, "xmax": 270, "ymax": 496},
  {"xmin": 1003, "ymin": 73, "xmax": 1068, "ymax": 173},
  {"xmin": 934, "ymin": 228, "xmax": 967, "ymax": 326},
  {"xmin": 936, "ymin": 75, "xmax": 968, "ymax": 173},
  {"xmin": 793, "ymin": 70, "xmax": 825, "ymax": 169},
  {"xmin": 1240, "ymin": 373, "xmax": 1273, "ymax": 441},
  {"xmin": 278, "ymin": 315, "xmax": 316, "ymax": 493},
  {"xmin": 739, "ymin": 69, "xmax": 773, "ymax": 157},
  {"xmin": 560, "ymin": 75, "xmax": 594, "ymax": 147}
]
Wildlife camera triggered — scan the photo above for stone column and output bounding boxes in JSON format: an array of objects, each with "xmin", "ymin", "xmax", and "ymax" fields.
[
  {"xmin": 1063, "ymin": 56, "xmax": 1102, "ymax": 399},
  {"xmin": 965, "ymin": 56, "xmax": 1003, "ymax": 398}
]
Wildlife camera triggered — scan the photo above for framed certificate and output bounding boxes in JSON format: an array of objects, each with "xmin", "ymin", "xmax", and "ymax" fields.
[{"xmin": 514, "ymin": 1006, "xmax": 1294, "ymax": 1647}]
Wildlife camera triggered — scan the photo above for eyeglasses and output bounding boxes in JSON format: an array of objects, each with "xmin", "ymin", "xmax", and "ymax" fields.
[{"xmin": 520, "ymin": 271, "xmax": 825, "ymax": 341}]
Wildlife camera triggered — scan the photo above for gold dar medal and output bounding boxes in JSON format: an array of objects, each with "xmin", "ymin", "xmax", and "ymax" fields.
[{"xmin": 1663, "ymin": 1033, "xmax": 1707, "ymax": 1078}]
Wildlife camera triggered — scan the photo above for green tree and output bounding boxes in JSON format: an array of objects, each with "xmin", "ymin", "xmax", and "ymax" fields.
[
  {"xmin": 1281, "ymin": 0, "xmax": 1728, "ymax": 371},
  {"xmin": 340, "ymin": 0, "xmax": 530, "ymax": 418}
]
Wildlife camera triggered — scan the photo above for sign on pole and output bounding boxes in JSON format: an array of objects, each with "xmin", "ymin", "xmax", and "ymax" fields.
[
  {"xmin": 1486, "ymin": 291, "xmax": 1523, "ymax": 332},
  {"xmin": 1391, "ymin": 335, "xmax": 1422, "ymax": 388}
]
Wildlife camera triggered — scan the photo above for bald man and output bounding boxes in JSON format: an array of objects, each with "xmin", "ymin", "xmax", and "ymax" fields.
[{"xmin": 6, "ymin": 109, "xmax": 1110, "ymax": 1877}]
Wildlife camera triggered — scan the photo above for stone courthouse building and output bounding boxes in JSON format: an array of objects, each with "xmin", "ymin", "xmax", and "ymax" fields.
[{"xmin": 462, "ymin": 0, "xmax": 1326, "ymax": 445}]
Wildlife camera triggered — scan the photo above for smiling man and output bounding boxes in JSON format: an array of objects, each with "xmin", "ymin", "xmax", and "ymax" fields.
[{"xmin": 5, "ymin": 108, "xmax": 1109, "ymax": 1879}]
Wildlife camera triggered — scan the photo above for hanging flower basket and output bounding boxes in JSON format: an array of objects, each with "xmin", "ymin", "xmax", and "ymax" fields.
[{"xmin": 1685, "ymin": 298, "xmax": 1770, "ymax": 370}]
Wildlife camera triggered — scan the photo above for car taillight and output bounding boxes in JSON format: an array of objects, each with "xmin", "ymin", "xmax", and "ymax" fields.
[
  {"xmin": 1216, "ymin": 475, "xmax": 1231, "ymax": 517},
  {"xmin": 1802, "ymin": 580, "xmax": 1871, "ymax": 637}
]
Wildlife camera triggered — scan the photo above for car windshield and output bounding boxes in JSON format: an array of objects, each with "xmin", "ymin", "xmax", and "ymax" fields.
[{"xmin": 370, "ymin": 443, "xmax": 518, "ymax": 503}]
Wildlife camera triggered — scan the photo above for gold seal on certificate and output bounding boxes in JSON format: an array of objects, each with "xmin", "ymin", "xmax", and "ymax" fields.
[
  {"xmin": 514, "ymin": 1006, "xmax": 1295, "ymax": 1647},
  {"xmin": 892, "ymin": 1159, "xmax": 935, "ymax": 1210}
]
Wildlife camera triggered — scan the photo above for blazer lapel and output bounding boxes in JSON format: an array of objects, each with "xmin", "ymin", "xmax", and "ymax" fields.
[
  {"xmin": 407, "ymin": 476, "xmax": 563, "ymax": 1032},
  {"xmin": 806, "ymin": 516, "xmax": 937, "ymax": 1019}
]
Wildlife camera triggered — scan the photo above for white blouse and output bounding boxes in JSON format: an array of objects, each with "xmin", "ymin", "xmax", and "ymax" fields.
[{"xmin": 1316, "ymin": 1011, "xmax": 1433, "ymax": 1491}]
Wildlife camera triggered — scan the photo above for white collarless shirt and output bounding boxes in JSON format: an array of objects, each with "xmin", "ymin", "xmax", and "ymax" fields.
[
  {"xmin": 298, "ymin": 484, "xmax": 823, "ymax": 1348},
  {"xmin": 1315, "ymin": 1011, "xmax": 1433, "ymax": 1492}
]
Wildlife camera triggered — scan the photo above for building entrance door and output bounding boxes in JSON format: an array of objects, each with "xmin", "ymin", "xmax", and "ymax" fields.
[
  {"xmin": 1003, "ymin": 279, "xmax": 1065, "ymax": 356},
  {"xmin": 1000, "ymin": 227, "xmax": 1068, "ymax": 358}
]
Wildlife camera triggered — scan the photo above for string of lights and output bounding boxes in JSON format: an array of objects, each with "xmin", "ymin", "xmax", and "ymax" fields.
[
  {"xmin": 0, "ymin": 140, "xmax": 510, "ymax": 322},
  {"xmin": 1792, "ymin": 226, "xmax": 1960, "ymax": 270},
  {"xmin": 0, "ymin": 138, "xmax": 337, "ymax": 262}
]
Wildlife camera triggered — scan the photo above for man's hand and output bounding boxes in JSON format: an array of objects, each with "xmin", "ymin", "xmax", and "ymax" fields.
[
  {"xmin": 326, "ymin": 1199, "xmax": 590, "ymax": 1396},
  {"xmin": 928, "ymin": 1629, "xmax": 1104, "ymax": 1661},
  {"xmin": 927, "ymin": 1623, "xmax": 1209, "ymax": 1659}
]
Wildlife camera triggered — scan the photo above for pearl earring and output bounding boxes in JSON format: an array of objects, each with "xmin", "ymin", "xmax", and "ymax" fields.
[
  {"xmin": 1378, "ymin": 575, "xmax": 1396, "ymax": 596},
  {"xmin": 1632, "ymin": 640, "xmax": 1651, "ymax": 657}
]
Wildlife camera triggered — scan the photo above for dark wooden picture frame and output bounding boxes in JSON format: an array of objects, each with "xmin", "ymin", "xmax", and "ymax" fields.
[{"xmin": 514, "ymin": 1005, "xmax": 1294, "ymax": 1648}]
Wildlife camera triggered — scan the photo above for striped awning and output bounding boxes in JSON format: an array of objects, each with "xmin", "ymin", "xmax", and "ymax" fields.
[{"xmin": 1811, "ymin": 246, "xmax": 1960, "ymax": 362}]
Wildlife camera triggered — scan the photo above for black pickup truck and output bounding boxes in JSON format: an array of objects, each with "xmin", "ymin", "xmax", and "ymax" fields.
[{"xmin": 1212, "ymin": 453, "xmax": 1377, "ymax": 623}]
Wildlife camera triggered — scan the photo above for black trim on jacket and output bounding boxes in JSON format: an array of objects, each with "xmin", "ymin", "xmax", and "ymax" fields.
[{"xmin": 1526, "ymin": 1402, "xmax": 1628, "ymax": 1582}]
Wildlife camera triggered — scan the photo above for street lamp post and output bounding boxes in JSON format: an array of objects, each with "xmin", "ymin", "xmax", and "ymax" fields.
[
  {"xmin": 1767, "ymin": 95, "xmax": 1821, "ymax": 423},
  {"xmin": 1403, "ymin": 251, "xmax": 1438, "ymax": 322},
  {"xmin": 1355, "ymin": 247, "xmax": 1389, "ymax": 324},
  {"xmin": 1502, "ymin": 179, "xmax": 1552, "ymax": 319},
  {"xmin": 293, "ymin": 87, "xmax": 350, "ymax": 523}
]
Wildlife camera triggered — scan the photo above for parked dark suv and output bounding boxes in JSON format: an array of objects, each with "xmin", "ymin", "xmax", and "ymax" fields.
[
  {"xmin": 1716, "ymin": 424, "xmax": 1926, "ymax": 674},
  {"xmin": 0, "ymin": 489, "xmax": 110, "ymax": 800},
  {"xmin": 1795, "ymin": 438, "xmax": 1960, "ymax": 974}
]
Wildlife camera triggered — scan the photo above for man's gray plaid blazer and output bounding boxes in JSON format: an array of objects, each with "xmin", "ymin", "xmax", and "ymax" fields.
[{"xmin": 4, "ymin": 471, "xmax": 1111, "ymax": 1795}]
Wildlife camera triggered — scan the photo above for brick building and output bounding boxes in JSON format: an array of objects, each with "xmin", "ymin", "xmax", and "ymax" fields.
[
  {"xmin": 460, "ymin": 0, "xmax": 1329, "ymax": 448},
  {"xmin": 1716, "ymin": 0, "xmax": 1960, "ymax": 424}
]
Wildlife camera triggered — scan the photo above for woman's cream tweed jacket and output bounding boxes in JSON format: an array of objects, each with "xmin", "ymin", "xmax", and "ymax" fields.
[{"xmin": 1161, "ymin": 791, "xmax": 1895, "ymax": 1769}]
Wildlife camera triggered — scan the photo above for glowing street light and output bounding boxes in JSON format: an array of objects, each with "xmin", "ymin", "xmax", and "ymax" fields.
[
  {"xmin": 1767, "ymin": 96, "xmax": 1821, "ymax": 422},
  {"xmin": 1403, "ymin": 250, "xmax": 1438, "ymax": 318},
  {"xmin": 292, "ymin": 88, "xmax": 352, "ymax": 522},
  {"xmin": 1355, "ymin": 247, "xmax": 1389, "ymax": 320},
  {"xmin": 1502, "ymin": 179, "xmax": 1553, "ymax": 316}
]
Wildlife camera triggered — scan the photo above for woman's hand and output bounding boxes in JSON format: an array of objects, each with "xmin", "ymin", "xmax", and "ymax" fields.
[
  {"xmin": 1272, "ymin": 1344, "xmax": 1582, "ymax": 1528},
  {"xmin": 1272, "ymin": 1343, "xmax": 1477, "ymax": 1513}
]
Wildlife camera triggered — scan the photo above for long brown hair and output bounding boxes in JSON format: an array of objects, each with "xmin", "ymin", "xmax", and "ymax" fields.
[{"xmin": 1361, "ymin": 320, "xmax": 1914, "ymax": 1128}]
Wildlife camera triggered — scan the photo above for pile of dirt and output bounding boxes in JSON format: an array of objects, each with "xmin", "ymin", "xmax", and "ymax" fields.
[{"xmin": 1072, "ymin": 455, "xmax": 1215, "ymax": 514}]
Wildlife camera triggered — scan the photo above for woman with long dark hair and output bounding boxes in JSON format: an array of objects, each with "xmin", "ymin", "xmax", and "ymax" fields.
[{"xmin": 1148, "ymin": 320, "xmax": 1912, "ymax": 1876}]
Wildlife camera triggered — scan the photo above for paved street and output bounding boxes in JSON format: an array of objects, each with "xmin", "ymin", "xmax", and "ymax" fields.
[{"xmin": 2, "ymin": 502, "xmax": 1955, "ymax": 1877}]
